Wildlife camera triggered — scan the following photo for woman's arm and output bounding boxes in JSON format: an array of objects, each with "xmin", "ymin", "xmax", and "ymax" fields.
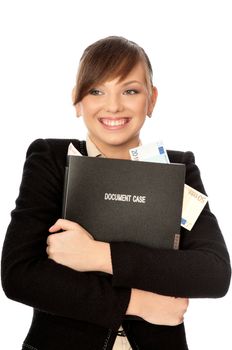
[
  {"xmin": 47, "ymin": 218, "xmax": 189, "ymax": 326},
  {"xmin": 0, "ymin": 139, "xmax": 130, "ymax": 331}
]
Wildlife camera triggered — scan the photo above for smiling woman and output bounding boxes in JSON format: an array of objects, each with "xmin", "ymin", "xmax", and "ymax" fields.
[
  {"xmin": 1, "ymin": 36, "xmax": 231, "ymax": 350},
  {"xmin": 72, "ymin": 37, "xmax": 157, "ymax": 160},
  {"xmin": 74, "ymin": 62, "xmax": 157, "ymax": 158}
]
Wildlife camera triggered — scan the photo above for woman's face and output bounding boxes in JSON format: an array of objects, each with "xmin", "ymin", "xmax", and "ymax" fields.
[{"xmin": 75, "ymin": 62, "xmax": 157, "ymax": 152}]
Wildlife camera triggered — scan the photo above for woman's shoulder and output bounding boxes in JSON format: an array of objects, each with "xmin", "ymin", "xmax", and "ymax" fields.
[
  {"xmin": 26, "ymin": 138, "xmax": 87, "ymax": 158},
  {"xmin": 167, "ymin": 149, "xmax": 195, "ymax": 165}
]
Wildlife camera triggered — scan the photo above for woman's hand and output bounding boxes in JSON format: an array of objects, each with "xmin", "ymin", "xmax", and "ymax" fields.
[
  {"xmin": 46, "ymin": 219, "xmax": 112, "ymax": 274},
  {"xmin": 126, "ymin": 289, "xmax": 189, "ymax": 326}
]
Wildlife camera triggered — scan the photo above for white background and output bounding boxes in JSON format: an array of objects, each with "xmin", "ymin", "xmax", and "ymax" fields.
[{"xmin": 0, "ymin": 0, "xmax": 231, "ymax": 349}]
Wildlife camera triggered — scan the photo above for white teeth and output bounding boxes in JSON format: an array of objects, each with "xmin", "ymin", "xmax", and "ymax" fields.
[{"xmin": 101, "ymin": 118, "xmax": 127, "ymax": 126}]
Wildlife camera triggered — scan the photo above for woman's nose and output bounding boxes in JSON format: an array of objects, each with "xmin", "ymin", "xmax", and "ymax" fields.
[{"xmin": 105, "ymin": 94, "xmax": 123, "ymax": 113}]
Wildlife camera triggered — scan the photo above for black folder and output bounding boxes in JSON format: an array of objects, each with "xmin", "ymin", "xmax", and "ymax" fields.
[{"xmin": 62, "ymin": 156, "xmax": 185, "ymax": 250}]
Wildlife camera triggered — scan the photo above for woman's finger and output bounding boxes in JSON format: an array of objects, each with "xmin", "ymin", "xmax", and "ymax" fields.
[{"xmin": 49, "ymin": 218, "xmax": 78, "ymax": 232}]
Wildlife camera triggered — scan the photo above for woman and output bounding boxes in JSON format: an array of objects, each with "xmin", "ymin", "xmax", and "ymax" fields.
[{"xmin": 1, "ymin": 36, "xmax": 231, "ymax": 350}]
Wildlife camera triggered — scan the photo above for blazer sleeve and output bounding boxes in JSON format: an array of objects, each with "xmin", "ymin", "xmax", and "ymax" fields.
[
  {"xmin": 1, "ymin": 139, "xmax": 130, "ymax": 331},
  {"xmin": 110, "ymin": 151, "xmax": 231, "ymax": 298}
]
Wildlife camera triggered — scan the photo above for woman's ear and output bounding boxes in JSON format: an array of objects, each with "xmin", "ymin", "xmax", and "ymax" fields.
[
  {"xmin": 148, "ymin": 86, "xmax": 158, "ymax": 117},
  {"xmin": 72, "ymin": 87, "xmax": 81, "ymax": 117},
  {"xmin": 72, "ymin": 86, "xmax": 76, "ymax": 104}
]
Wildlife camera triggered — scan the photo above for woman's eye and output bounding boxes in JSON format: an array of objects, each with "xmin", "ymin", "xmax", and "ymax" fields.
[
  {"xmin": 89, "ymin": 89, "xmax": 103, "ymax": 96},
  {"xmin": 123, "ymin": 89, "xmax": 139, "ymax": 95}
]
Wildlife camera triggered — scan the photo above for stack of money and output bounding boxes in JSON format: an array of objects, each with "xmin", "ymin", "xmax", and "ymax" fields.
[{"xmin": 129, "ymin": 142, "xmax": 208, "ymax": 231}]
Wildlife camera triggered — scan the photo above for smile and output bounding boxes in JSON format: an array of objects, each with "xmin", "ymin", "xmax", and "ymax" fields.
[{"xmin": 99, "ymin": 118, "xmax": 131, "ymax": 129}]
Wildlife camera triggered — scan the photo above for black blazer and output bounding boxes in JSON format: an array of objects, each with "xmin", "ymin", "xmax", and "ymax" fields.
[{"xmin": 1, "ymin": 139, "xmax": 231, "ymax": 350}]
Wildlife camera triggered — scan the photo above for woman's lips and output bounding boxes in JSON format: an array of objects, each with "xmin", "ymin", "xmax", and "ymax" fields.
[{"xmin": 99, "ymin": 117, "xmax": 131, "ymax": 130}]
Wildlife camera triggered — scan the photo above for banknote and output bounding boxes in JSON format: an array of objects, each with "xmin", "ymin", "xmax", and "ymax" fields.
[
  {"xmin": 129, "ymin": 141, "xmax": 170, "ymax": 164},
  {"xmin": 129, "ymin": 141, "xmax": 208, "ymax": 230},
  {"xmin": 181, "ymin": 184, "xmax": 208, "ymax": 231},
  {"xmin": 68, "ymin": 143, "xmax": 83, "ymax": 156}
]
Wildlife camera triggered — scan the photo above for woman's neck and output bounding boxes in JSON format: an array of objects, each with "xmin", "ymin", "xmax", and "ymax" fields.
[
  {"xmin": 102, "ymin": 146, "xmax": 132, "ymax": 160},
  {"xmin": 89, "ymin": 135, "xmax": 141, "ymax": 160}
]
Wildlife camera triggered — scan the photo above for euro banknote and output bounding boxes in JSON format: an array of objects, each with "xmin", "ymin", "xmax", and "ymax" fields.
[
  {"xmin": 129, "ymin": 141, "xmax": 170, "ymax": 163},
  {"xmin": 181, "ymin": 184, "xmax": 208, "ymax": 230},
  {"xmin": 129, "ymin": 142, "xmax": 208, "ymax": 230},
  {"xmin": 68, "ymin": 143, "xmax": 83, "ymax": 156}
]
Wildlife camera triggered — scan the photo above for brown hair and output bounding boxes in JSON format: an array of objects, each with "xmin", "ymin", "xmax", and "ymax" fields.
[{"xmin": 73, "ymin": 36, "xmax": 153, "ymax": 105}]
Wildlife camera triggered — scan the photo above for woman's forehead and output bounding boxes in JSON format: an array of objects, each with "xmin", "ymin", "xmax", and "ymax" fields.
[{"xmin": 97, "ymin": 62, "xmax": 147, "ymax": 86}]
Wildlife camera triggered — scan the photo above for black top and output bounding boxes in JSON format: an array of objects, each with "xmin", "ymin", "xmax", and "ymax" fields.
[{"xmin": 1, "ymin": 138, "xmax": 231, "ymax": 349}]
